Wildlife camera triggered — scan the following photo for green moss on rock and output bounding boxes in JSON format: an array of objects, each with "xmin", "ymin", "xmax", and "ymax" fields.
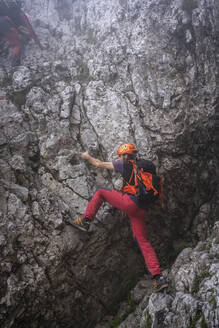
[{"xmin": 144, "ymin": 309, "xmax": 152, "ymax": 328}]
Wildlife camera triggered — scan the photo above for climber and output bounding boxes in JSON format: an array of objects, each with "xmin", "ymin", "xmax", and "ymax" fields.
[
  {"xmin": 0, "ymin": 15, "xmax": 21, "ymax": 66},
  {"xmin": 0, "ymin": 0, "xmax": 42, "ymax": 66},
  {"xmin": 72, "ymin": 143, "xmax": 168, "ymax": 292}
]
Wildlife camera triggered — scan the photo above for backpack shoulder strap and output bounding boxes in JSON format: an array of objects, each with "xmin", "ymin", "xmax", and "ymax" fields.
[
  {"xmin": 121, "ymin": 160, "xmax": 134, "ymax": 184},
  {"xmin": 120, "ymin": 160, "xmax": 137, "ymax": 193},
  {"xmin": 133, "ymin": 160, "xmax": 145, "ymax": 187}
]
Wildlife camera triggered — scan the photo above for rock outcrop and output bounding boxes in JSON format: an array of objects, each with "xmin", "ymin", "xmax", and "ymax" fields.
[
  {"xmin": 0, "ymin": 0, "xmax": 218, "ymax": 327},
  {"xmin": 108, "ymin": 221, "xmax": 218, "ymax": 328}
]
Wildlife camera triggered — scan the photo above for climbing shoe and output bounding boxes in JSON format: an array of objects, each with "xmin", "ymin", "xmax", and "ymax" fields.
[
  {"xmin": 72, "ymin": 216, "xmax": 90, "ymax": 232},
  {"xmin": 153, "ymin": 275, "xmax": 168, "ymax": 292}
]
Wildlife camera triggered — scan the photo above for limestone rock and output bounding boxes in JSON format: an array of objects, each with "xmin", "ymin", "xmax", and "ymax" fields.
[
  {"xmin": 0, "ymin": 0, "xmax": 218, "ymax": 327},
  {"xmin": 139, "ymin": 221, "xmax": 219, "ymax": 328}
]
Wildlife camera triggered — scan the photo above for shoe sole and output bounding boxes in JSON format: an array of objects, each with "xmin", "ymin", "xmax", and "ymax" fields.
[
  {"xmin": 154, "ymin": 283, "xmax": 168, "ymax": 292},
  {"xmin": 71, "ymin": 223, "xmax": 89, "ymax": 232}
]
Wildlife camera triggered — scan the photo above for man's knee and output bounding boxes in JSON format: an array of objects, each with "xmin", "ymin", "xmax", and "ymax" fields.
[
  {"xmin": 94, "ymin": 187, "xmax": 112, "ymax": 196},
  {"xmin": 97, "ymin": 187, "xmax": 112, "ymax": 192},
  {"xmin": 89, "ymin": 188, "xmax": 108, "ymax": 200}
]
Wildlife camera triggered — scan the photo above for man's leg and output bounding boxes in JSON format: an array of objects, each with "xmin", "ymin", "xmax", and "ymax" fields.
[
  {"xmin": 5, "ymin": 27, "xmax": 21, "ymax": 66},
  {"xmin": 128, "ymin": 210, "xmax": 162, "ymax": 277},
  {"xmin": 79, "ymin": 187, "xmax": 161, "ymax": 275},
  {"xmin": 0, "ymin": 16, "xmax": 20, "ymax": 66},
  {"xmin": 72, "ymin": 188, "xmax": 133, "ymax": 231},
  {"xmin": 83, "ymin": 188, "xmax": 131, "ymax": 219},
  {"xmin": 73, "ymin": 189, "xmax": 168, "ymax": 290}
]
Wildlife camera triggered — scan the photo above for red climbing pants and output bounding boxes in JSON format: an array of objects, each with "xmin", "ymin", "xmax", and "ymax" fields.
[
  {"xmin": 83, "ymin": 188, "xmax": 162, "ymax": 277},
  {"xmin": 5, "ymin": 28, "xmax": 21, "ymax": 56}
]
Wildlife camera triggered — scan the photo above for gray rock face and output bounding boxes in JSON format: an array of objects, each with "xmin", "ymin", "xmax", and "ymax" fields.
[
  {"xmin": 139, "ymin": 221, "xmax": 219, "ymax": 328},
  {"xmin": 0, "ymin": 0, "xmax": 218, "ymax": 327},
  {"xmin": 102, "ymin": 222, "xmax": 218, "ymax": 328}
]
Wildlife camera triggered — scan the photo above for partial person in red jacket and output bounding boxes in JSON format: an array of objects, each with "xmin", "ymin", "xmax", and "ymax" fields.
[
  {"xmin": 0, "ymin": 0, "xmax": 42, "ymax": 66},
  {"xmin": 72, "ymin": 143, "xmax": 168, "ymax": 292}
]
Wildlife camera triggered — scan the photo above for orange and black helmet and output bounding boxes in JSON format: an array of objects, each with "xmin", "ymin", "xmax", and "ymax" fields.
[{"xmin": 117, "ymin": 143, "xmax": 136, "ymax": 155}]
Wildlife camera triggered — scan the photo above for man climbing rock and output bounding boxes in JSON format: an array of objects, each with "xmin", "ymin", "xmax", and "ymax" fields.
[
  {"xmin": 72, "ymin": 143, "xmax": 168, "ymax": 292},
  {"xmin": 0, "ymin": 0, "xmax": 42, "ymax": 66}
]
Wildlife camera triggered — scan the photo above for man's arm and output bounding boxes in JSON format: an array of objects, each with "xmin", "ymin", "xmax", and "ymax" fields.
[{"xmin": 81, "ymin": 151, "xmax": 114, "ymax": 170}]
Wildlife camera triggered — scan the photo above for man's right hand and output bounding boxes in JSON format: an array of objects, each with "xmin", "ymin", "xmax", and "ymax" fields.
[
  {"xmin": 81, "ymin": 151, "xmax": 90, "ymax": 160},
  {"xmin": 80, "ymin": 152, "xmax": 114, "ymax": 170}
]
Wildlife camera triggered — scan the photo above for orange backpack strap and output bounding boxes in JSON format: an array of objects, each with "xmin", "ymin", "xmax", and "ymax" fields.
[
  {"xmin": 134, "ymin": 163, "xmax": 159, "ymax": 195},
  {"xmin": 120, "ymin": 160, "xmax": 137, "ymax": 194}
]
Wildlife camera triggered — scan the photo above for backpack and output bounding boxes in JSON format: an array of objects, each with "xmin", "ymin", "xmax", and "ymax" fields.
[{"xmin": 121, "ymin": 159, "xmax": 163, "ymax": 206}]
